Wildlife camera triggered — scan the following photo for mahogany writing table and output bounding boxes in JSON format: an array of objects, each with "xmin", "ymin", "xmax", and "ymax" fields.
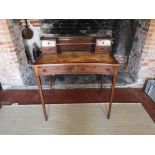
[{"xmin": 33, "ymin": 51, "xmax": 119, "ymax": 121}]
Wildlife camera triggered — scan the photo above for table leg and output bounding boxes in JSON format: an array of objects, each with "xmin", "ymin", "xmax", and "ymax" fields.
[
  {"xmin": 36, "ymin": 76, "xmax": 48, "ymax": 121},
  {"xmin": 107, "ymin": 67, "xmax": 118, "ymax": 119}
]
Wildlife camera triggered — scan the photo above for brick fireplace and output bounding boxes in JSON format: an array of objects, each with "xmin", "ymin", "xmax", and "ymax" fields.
[
  {"xmin": 0, "ymin": 20, "xmax": 34, "ymax": 88},
  {"xmin": 0, "ymin": 19, "xmax": 155, "ymax": 89}
]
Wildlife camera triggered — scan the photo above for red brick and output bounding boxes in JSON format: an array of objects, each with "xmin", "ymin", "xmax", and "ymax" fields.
[
  {"xmin": 150, "ymin": 19, "xmax": 155, "ymax": 24},
  {"xmin": 149, "ymin": 23, "xmax": 155, "ymax": 27},
  {"xmin": 147, "ymin": 33, "xmax": 153, "ymax": 38},
  {"xmin": 29, "ymin": 19, "xmax": 42, "ymax": 27},
  {"xmin": 148, "ymin": 27, "xmax": 155, "ymax": 33},
  {"xmin": 145, "ymin": 37, "xmax": 154, "ymax": 43},
  {"xmin": 0, "ymin": 41, "xmax": 13, "ymax": 45}
]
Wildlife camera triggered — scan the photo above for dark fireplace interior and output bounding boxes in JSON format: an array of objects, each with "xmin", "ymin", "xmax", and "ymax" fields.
[
  {"xmin": 25, "ymin": 19, "xmax": 149, "ymax": 88},
  {"xmin": 42, "ymin": 19, "xmax": 113, "ymax": 35}
]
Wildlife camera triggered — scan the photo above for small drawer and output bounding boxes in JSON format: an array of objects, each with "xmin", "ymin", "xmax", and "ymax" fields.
[
  {"xmin": 77, "ymin": 65, "xmax": 114, "ymax": 75},
  {"xmin": 41, "ymin": 40, "xmax": 56, "ymax": 47},
  {"xmin": 42, "ymin": 47, "xmax": 57, "ymax": 54},
  {"xmin": 96, "ymin": 39, "xmax": 111, "ymax": 46},
  {"xmin": 38, "ymin": 65, "xmax": 77, "ymax": 75}
]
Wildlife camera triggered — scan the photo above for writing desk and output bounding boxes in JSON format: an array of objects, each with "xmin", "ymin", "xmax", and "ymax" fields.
[{"xmin": 33, "ymin": 51, "xmax": 119, "ymax": 121}]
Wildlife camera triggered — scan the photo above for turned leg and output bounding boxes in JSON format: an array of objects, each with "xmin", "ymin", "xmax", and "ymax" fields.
[
  {"xmin": 36, "ymin": 76, "xmax": 48, "ymax": 121},
  {"xmin": 107, "ymin": 67, "xmax": 118, "ymax": 119}
]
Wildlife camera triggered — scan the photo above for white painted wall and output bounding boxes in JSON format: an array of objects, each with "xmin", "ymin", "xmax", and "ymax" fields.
[{"xmin": 23, "ymin": 26, "xmax": 42, "ymax": 62}]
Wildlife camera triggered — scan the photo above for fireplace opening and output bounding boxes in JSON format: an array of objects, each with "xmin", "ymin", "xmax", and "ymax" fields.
[
  {"xmin": 0, "ymin": 19, "xmax": 150, "ymax": 89},
  {"xmin": 29, "ymin": 19, "xmax": 148, "ymax": 88}
]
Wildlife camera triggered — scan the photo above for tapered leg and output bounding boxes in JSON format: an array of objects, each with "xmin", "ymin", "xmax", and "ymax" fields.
[
  {"xmin": 36, "ymin": 76, "xmax": 48, "ymax": 121},
  {"xmin": 107, "ymin": 67, "xmax": 118, "ymax": 119}
]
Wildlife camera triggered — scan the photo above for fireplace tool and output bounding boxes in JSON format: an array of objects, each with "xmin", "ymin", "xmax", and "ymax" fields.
[{"xmin": 22, "ymin": 19, "xmax": 33, "ymax": 39}]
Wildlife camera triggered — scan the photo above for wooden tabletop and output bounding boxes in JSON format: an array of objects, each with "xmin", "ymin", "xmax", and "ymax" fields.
[{"xmin": 34, "ymin": 51, "xmax": 119, "ymax": 66}]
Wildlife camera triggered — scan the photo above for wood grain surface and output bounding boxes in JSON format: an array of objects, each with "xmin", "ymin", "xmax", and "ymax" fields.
[
  {"xmin": 35, "ymin": 52, "xmax": 118, "ymax": 65},
  {"xmin": 1, "ymin": 88, "xmax": 155, "ymax": 123}
]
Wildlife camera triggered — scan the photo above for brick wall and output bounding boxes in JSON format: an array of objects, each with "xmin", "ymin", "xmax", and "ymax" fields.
[
  {"xmin": 0, "ymin": 19, "xmax": 33, "ymax": 89},
  {"xmin": 29, "ymin": 19, "xmax": 42, "ymax": 27},
  {"xmin": 20, "ymin": 19, "xmax": 42, "ymax": 27},
  {"xmin": 137, "ymin": 19, "xmax": 155, "ymax": 85},
  {"xmin": 126, "ymin": 20, "xmax": 150, "ymax": 84}
]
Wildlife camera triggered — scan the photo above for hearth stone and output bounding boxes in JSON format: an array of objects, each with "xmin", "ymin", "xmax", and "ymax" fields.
[{"xmin": 37, "ymin": 73, "xmax": 135, "ymax": 87}]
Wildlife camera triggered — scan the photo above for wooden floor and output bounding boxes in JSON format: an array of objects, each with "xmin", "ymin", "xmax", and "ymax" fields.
[{"xmin": 0, "ymin": 88, "xmax": 155, "ymax": 123}]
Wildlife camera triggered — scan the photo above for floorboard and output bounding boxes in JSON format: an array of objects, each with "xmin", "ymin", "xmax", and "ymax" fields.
[{"xmin": 0, "ymin": 88, "xmax": 155, "ymax": 122}]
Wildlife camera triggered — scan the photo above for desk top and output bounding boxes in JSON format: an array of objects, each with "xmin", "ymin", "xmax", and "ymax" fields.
[{"xmin": 34, "ymin": 52, "xmax": 119, "ymax": 66}]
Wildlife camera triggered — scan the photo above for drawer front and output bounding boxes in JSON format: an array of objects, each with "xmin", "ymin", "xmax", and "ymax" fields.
[
  {"xmin": 42, "ymin": 47, "xmax": 57, "ymax": 54},
  {"xmin": 96, "ymin": 39, "xmax": 111, "ymax": 46},
  {"xmin": 77, "ymin": 65, "xmax": 114, "ymax": 74},
  {"xmin": 95, "ymin": 46, "xmax": 111, "ymax": 53},
  {"xmin": 38, "ymin": 65, "xmax": 77, "ymax": 75},
  {"xmin": 57, "ymin": 37, "xmax": 94, "ymax": 44},
  {"xmin": 57, "ymin": 45, "xmax": 92, "ymax": 52}
]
